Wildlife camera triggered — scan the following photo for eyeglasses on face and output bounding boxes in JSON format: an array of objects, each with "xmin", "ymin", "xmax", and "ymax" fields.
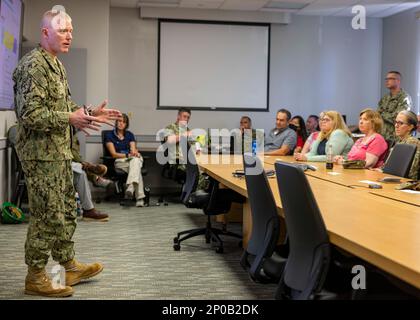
[
  {"xmin": 385, "ymin": 77, "xmax": 397, "ymax": 81},
  {"xmin": 394, "ymin": 121, "xmax": 408, "ymax": 126}
]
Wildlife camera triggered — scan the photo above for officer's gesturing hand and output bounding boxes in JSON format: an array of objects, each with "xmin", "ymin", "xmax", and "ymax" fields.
[{"xmin": 69, "ymin": 100, "xmax": 122, "ymax": 135}]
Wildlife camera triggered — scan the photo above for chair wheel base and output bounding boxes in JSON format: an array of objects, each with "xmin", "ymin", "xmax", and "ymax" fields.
[
  {"xmin": 216, "ymin": 247, "xmax": 224, "ymax": 254},
  {"xmin": 173, "ymin": 237, "xmax": 179, "ymax": 244},
  {"xmin": 173, "ymin": 244, "xmax": 181, "ymax": 251}
]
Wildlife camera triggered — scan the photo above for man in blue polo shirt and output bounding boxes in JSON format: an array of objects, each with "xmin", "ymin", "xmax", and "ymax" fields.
[{"xmin": 264, "ymin": 108, "xmax": 297, "ymax": 155}]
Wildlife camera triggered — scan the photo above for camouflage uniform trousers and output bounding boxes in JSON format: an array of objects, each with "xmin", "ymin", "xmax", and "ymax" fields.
[
  {"xmin": 21, "ymin": 160, "xmax": 77, "ymax": 269},
  {"xmin": 171, "ymin": 164, "xmax": 209, "ymax": 191}
]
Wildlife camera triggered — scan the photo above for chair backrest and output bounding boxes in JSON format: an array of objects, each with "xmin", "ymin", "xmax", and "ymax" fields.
[
  {"xmin": 101, "ymin": 130, "xmax": 113, "ymax": 157},
  {"xmin": 274, "ymin": 161, "xmax": 330, "ymax": 300},
  {"xmin": 7, "ymin": 123, "xmax": 21, "ymax": 166},
  {"xmin": 7, "ymin": 125, "xmax": 21, "ymax": 172},
  {"xmin": 101, "ymin": 129, "xmax": 124, "ymax": 179},
  {"xmin": 383, "ymin": 143, "xmax": 417, "ymax": 178},
  {"xmin": 7, "ymin": 125, "xmax": 18, "ymax": 147},
  {"xmin": 244, "ymin": 155, "xmax": 280, "ymax": 256}
]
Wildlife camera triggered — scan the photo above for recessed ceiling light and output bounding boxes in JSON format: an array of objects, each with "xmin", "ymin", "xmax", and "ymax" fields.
[
  {"xmin": 137, "ymin": 1, "xmax": 180, "ymax": 8},
  {"xmin": 263, "ymin": 1, "xmax": 309, "ymax": 11}
]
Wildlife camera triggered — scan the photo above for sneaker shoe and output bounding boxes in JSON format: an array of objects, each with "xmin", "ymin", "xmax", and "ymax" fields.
[
  {"xmin": 82, "ymin": 209, "xmax": 109, "ymax": 222},
  {"xmin": 82, "ymin": 162, "xmax": 107, "ymax": 177},
  {"xmin": 125, "ymin": 184, "xmax": 135, "ymax": 199},
  {"xmin": 136, "ymin": 199, "xmax": 144, "ymax": 207},
  {"xmin": 93, "ymin": 176, "xmax": 112, "ymax": 188}
]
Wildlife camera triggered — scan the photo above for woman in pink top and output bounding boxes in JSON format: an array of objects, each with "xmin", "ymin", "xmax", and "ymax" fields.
[{"xmin": 335, "ymin": 108, "xmax": 388, "ymax": 168}]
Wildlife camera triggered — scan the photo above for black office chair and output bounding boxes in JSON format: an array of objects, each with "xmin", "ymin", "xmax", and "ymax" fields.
[
  {"xmin": 274, "ymin": 161, "xmax": 331, "ymax": 300},
  {"xmin": 240, "ymin": 155, "xmax": 286, "ymax": 283},
  {"xmin": 382, "ymin": 143, "xmax": 417, "ymax": 178},
  {"xmin": 173, "ymin": 137, "xmax": 243, "ymax": 254},
  {"xmin": 7, "ymin": 125, "xmax": 27, "ymax": 209},
  {"xmin": 101, "ymin": 130, "xmax": 150, "ymax": 206}
]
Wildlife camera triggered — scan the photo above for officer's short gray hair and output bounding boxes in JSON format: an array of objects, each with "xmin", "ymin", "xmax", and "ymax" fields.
[{"xmin": 40, "ymin": 7, "xmax": 72, "ymax": 30}]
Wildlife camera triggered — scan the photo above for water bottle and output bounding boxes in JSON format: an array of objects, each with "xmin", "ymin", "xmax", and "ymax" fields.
[
  {"xmin": 252, "ymin": 139, "xmax": 257, "ymax": 156},
  {"xmin": 326, "ymin": 143, "xmax": 333, "ymax": 170},
  {"xmin": 75, "ymin": 192, "xmax": 82, "ymax": 216}
]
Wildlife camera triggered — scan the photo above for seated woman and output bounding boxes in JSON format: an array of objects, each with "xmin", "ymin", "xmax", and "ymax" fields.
[
  {"xmin": 334, "ymin": 108, "xmax": 388, "ymax": 169},
  {"xmin": 376, "ymin": 110, "xmax": 420, "ymax": 180},
  {"xmin": 289, "ymin": 115, "xmax": 308, "ymax": 153},
  {"xmin": 294, "ymin": 110, "xmax": 354, "ymax": 162},
  {"xmin": 105, "ymin": 113, "xmax": 146, "ymax": 207}
]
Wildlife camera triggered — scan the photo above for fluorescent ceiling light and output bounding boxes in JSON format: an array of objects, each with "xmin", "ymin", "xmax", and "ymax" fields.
[
  {"xmin": 260, "ymin": 7, "xmax": 299, "ymax": 13},
  {"xmin": 263, "ymin": 1, "xmax": 309, "ymax": 10},
  {"xmin": 138, "ymin": 1, "xmax": 180, "ymax": 8}
]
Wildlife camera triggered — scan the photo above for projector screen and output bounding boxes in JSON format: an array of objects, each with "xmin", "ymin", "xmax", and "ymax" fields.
[
  {"xmin": 0, "ymin": 0, "xmax": 23, "ymax": 110},
  {"xmin": 158, "ymin": 20, "xmax": 270, "ymax": 111}
]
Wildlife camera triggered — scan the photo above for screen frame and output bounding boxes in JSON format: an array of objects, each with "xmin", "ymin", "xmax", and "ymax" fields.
[{"xmin": 157, "ymin": 19, "xmax": 271, "ymax": 112}]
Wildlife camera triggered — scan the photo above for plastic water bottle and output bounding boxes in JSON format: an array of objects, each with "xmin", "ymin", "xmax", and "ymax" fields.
[
  {"xmin": 252, "ymin": 139, "xmax": 257, "ymax": 156},
  {"xmin": 326, "ymin": 143, "xmax": 333, "ymax": 170},
  {"xmin": 75, "ymin": 192, "xmax": 82, "ymax": 216}
]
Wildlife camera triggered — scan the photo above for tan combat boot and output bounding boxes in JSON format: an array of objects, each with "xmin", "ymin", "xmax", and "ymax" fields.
[
  {"xmin": 62, "ymin": 259, "xmax": 104, "ymax": 286},
  {"xmin": 25, "ymin": 267, "xmax": 74, "ymax": 297}
]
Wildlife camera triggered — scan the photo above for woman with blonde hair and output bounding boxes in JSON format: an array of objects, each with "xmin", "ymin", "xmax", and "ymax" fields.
[
  {"xmin": 335, "ymin": 108, "xmax": 388, "ymax": 168},
  {"xmin": 294, "ymin": 110, "xmax": 354, "ymax": 162}
]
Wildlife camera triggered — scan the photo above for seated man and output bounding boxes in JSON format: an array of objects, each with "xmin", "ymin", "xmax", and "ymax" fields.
[
  {"xmin": 72, "ymin": 131, "xmax": 110, "ymax": 221},
  {"xmin": 264, "ymin": 108, "xmax": 297, "ymax": 156},
  {"xmin": 164, "ymin": 107, "xmax": 192, "ymax": 168},
  {"xmin": 72, "ymin": 162, "xmax": 109, "ymax": 221},
  {"xmin": 163, "ymin": 108, "xmax": 208, "ymax": 190},
  {"xmin": 231, "ymin": 116, "xmax": 264, "ymax": 154},
  {"xmin": 306, "ymin": 115, "xmax": 319, "ymax": 135},
  {"xmin": 72, "ymin": 131, "xmax": 114, "ymax": 189}
]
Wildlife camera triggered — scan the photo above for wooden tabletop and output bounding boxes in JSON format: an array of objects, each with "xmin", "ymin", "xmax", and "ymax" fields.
[{"xmin": 196, "ymin": 154, "xmax": 420, "ymax": 289}]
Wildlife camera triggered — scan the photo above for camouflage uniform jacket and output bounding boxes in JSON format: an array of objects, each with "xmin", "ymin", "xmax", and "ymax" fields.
[
  {"xmin": 13, "ymin": 46, "xmax": 79, "ymax": 161},
  {"xmin": 397, "ymin": 136, "xmax": 420, "ymax": 181},
  {"xmin": 163, "ymin": 122, "xmax": 190, "ymax": 163},
  {"xmin": 377, "ymin": 89, "xmax": 412, "ymax": 142}
]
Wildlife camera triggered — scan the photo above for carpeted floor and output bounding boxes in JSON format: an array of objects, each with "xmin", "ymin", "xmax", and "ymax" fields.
[{"xmin": 0, "ymin": 198, "xmax": 277, "ymax": 300}]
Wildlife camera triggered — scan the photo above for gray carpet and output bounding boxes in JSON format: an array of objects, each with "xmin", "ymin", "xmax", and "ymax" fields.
[{"xmin": 0, "ymin": 199, "xmax": 277, "ymax": 300}]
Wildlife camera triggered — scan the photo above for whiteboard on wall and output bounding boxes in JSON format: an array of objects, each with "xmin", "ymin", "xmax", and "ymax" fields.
[{"xmin": 158, "ymin": 20, "xmax": 270, "ymax": 111}]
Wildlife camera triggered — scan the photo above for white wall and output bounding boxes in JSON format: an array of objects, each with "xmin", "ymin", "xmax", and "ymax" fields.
[
  {"xmin": 109, "ymin": 8, "xmax": 383, "ymax": 138},
  {"xmin": 382, "ymin": 6, "xmax": 420, "ymax": 114},
  {"xmin": 270, "ymin": 15, "xmax": 382, "ymax": 127}
]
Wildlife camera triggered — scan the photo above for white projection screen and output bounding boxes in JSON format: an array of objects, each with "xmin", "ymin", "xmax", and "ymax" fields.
[{"xmin": 158, "ymin": 20, "xmax": 270, "ymax": 111}]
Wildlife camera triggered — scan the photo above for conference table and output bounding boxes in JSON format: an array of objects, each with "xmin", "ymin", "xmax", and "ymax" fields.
[{"xmin": 196, "ymin": 154, "xmax": 420, "ymax": 290}]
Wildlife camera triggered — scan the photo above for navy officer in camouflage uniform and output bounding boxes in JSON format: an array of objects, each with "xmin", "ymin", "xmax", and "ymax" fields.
[
  {"xmin": 377, "ymin": 71, "xmax": 412, "ymax": 144},
  {"xmin": 13, "ymin": 8, "xmax": 121, "ymax": 297}
]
